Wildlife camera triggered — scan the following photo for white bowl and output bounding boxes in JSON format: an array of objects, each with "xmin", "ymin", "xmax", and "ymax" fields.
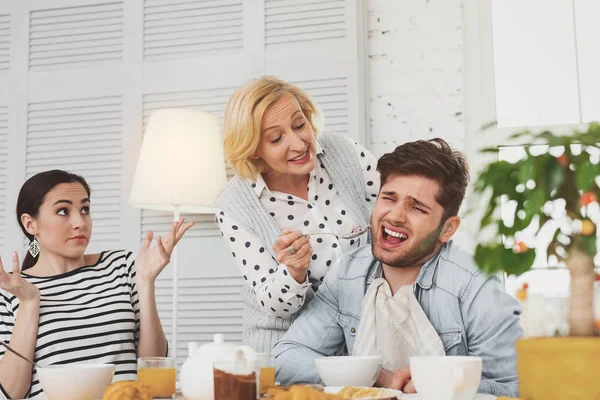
[
  {"xmin": 314, "ymin": 356, "xmax": 383, "ymax": 387},
  {"xmin": 37, "ymin": 363, "xmax": 115, "ymax": 400}
]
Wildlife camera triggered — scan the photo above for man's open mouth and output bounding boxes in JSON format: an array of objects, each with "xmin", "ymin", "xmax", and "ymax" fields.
[{"xmin": 381, "ymin": 225, "xmax": 409, "ymax": 245}]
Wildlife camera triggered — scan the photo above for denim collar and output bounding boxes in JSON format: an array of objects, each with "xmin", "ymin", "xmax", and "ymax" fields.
[{"xmin": 366, "ymin": 242, "xmax": 448, "ymax": 290}]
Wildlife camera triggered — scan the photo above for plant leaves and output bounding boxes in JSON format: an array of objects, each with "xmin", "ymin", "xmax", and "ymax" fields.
[
  {"xmin": 536, "ymin": 153, "xmax": 565, "ymax": 197},
  {"xmin": 509, "ymin": 130, "xmax": 531, "ymax": 140},
  {"xmin": 518, "ymin": 162, "xmax": 534, "ymax": 184},
  {"xmin": 480, "ymin": 198, "xmax": 498, "ymax": 229},
  {"xmin": 579, "ymin": 235, "xmax": 597, "ymax": 257},
  {"xmin": 480, "ymin": 147, "xmax": 501, "ymax": 154},
  {"xmin": 537, "ymin": 131, "xmax": 560, "ymax": 145},
  {"xmin": 500, "ymin": 247, "xmax": 536, "ymax": 277},
  {"xmin": 480, "ymin": 121, "xmax": 498, "ymax": 131},
  {"xmin": 473, "ymin": 124, "xmax": 600, "ymax": 277},
  {"xmin": 475, "ymin": 244, "xmax": 503, "ymax": 275},
  {"xmin": 575, "ymin": 158, "xmax": 600, "ymax": 192},
  {"xmin": 523, "ymin": 189, "xmax": 546, "ymax": 217}
]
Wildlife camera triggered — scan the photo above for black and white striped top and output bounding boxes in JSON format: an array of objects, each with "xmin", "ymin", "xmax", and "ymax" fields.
[{"xmin": 0, "ymin": 250, "xmax": 140, "ymax": 399}]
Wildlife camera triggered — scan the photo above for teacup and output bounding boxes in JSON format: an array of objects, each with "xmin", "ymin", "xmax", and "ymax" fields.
[{"xmin": 410, "ymin": 356, "xmax": 482, "ymax": 400}]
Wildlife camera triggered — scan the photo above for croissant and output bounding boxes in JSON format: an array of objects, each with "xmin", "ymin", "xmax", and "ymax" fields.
[
  {"xmin": 267, "ymin": 385, "xmax": 343, "ymax": 400},
  {"xmin": 102, "ymin": 380, "xmax": 152, "ymax": 400}
]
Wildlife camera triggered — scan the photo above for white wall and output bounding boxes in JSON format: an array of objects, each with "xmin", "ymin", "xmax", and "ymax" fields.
[
  {"xmin": 366, "ymin": 0, "xmax": 465, "ymax": 158},
  {"xmin": 366, "ymin": 0, "xmax": 473, "ymax": 248}
]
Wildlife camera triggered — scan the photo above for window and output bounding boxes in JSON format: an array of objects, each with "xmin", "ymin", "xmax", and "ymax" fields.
[
  {"xmin": 463, "ymin": 0, "xmax": 599, "ymax": 298},
  {"xmin": 490, "ymin": 0, "xmax": 600, "ymax": 127}
]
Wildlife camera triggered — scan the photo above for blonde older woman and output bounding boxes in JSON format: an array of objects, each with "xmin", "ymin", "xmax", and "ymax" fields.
[{"xmin": 215, "ymin": 76, "xmax": 379, "ymax": 352}]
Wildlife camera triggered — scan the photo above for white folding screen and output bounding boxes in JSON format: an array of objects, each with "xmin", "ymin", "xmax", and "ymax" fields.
[
  {"xmin": 0, "ymin": 105, "xmax": 7, "ymax": 258},
  {"xmin": 0, "ymin": 12, "xmax": 9, "ymax": 258},
  {"xmin": 26, "ymin": 95, "xmax": 124, "ymax": 251},
  {"xmin": 0, "ymin": 0, "xmax": 367, "ymax": 368}
]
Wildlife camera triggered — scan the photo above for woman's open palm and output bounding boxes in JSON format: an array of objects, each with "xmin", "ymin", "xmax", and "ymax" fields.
[
  {"xmin": 135, "ymin": 218, "xmax": 194, "ymax": 284},
  {"xmin": 0, "ymin": 252, "xmax": 39, "ymax": 302}
]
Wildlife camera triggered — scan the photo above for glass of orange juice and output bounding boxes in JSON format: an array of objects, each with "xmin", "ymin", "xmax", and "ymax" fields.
[
  {"xmin": 137, "ymin": 357, "xmax": 176, "ymax": 398},
  {"xmin": 256, "ymin": 353, "xmax": 275, "ymax": 396}
]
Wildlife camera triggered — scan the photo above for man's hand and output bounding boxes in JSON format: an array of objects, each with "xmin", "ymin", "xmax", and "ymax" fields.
[{"xmin": 376, "ymin": 366, "xmax": 416, "ymax": 393}]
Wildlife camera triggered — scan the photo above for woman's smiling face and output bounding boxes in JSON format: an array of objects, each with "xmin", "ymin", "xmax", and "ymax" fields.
[{"xmin": 254, "ymin": 94, "xmax": 316, "ymax": 178}]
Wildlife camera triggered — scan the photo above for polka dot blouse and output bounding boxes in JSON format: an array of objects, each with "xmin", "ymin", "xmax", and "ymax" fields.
[{"xmin": 216, "ymin": 138, "xmax": 380, "ymax": 318}]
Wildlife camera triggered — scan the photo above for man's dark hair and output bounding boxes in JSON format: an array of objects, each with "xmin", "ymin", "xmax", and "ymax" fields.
[{"xmin": 377, "ymin": 138, "xmax": 470, "ymax": 222}]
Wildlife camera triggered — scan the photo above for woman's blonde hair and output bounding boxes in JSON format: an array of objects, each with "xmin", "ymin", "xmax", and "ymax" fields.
[{"xmin": 223, "ymin": 76, "xmax": 320, "ymax": 181}]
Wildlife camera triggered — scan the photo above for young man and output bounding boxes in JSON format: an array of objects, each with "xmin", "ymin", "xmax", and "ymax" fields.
[{"xmin": 273, "ymin": 139, "xmax": 522, "ymax": 398}]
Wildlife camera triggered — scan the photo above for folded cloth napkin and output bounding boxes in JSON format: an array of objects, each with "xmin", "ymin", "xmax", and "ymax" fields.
[{"xmin": 352, "ymin": 278, "xmax": 445, "ymax": 372}]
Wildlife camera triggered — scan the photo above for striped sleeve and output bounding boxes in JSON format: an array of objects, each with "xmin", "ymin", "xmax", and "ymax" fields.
[
  {"xmin": 0, "ymin": 290, "xmax": 14, "ymax": 343},
  {"xmin": 125, "ymin": 251, "xmax": 140, "ymax": 349},
  {"xmin": 0, "ymin": 290, "xmax": 15, "ymax": 399}
]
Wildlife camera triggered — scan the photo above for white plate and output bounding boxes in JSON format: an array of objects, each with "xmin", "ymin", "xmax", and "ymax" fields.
[
  {"xmin": 352, "ymin": 393, "xmax": 497, "ymax": 400},
  {"xmin": 324, "ymin": 386, "xmax": 405, "ymax": 399}
]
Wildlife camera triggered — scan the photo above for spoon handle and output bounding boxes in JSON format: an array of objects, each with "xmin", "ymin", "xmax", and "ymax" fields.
[
  {"xmin": 0, "ymin": 341, "xmax": 37, "ymax": 368},
  {"xmin": 303, "ymin": 226, "xmax": 370, "ymax": 239}
]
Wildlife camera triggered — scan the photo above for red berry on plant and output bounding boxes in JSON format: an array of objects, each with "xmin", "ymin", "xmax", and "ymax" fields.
[
  {"xmin": 581, "ymin": 192, "xmax": 597, "ymax": 207},
  {"xmin": 513, "ymin": 241, "xmax": 529, "ymax": 253},
  {"xmin": 557, "ymin": 154, "xmax": 568, "ymax": 167}
]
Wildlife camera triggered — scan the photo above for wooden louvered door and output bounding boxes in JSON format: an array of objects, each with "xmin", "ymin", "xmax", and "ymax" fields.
[{"xmin": 0, "ymin": 0, "xmax": 368, "ymax": 370}]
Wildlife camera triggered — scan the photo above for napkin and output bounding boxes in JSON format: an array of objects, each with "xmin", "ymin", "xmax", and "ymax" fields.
[{"xmin": 352, "ymin": 279, "xmax": 445, "ymax": 372}]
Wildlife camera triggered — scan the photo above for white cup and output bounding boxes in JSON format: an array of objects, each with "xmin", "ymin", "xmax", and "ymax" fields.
[{"xmin": 409, "ymin": 356, "xmax": 482, "ymax": 400}]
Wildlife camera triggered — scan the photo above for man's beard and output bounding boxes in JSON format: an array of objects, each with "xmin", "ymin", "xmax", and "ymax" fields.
[{"xmin": 373, "ymin": 223, "xmax": 444, "ymax": 269}]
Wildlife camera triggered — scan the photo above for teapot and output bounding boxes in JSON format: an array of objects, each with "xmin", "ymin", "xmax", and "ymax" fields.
[{"xmin": 180, "ymin": 334, "xmax": 256, "ymax": 400}]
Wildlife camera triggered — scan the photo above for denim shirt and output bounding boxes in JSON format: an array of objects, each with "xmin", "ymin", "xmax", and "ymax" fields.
[{"xmin": 273, "ymin": 241, "xmax": 523, "ymax": 398}]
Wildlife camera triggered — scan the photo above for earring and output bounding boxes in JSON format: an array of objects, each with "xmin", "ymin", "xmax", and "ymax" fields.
[{"xmin": 28, "ymin": 238, "xmax": 40, "ymax": 258}]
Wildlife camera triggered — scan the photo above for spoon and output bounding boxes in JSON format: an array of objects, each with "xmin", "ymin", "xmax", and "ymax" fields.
[
  {"xmin": 0, "ymin": 341, "xmax": 40, "ymax": 368},
  {"xmin": 302, "ymin": 225, "xmax": 371, "ymax": 239}
]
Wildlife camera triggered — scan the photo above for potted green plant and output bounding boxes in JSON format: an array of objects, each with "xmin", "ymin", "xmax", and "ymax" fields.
[{"xmin": 473, "ymin": 122, "xmax": 600, "ymax": 399}]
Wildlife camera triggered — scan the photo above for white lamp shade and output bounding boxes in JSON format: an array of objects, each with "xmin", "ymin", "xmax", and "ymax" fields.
[{"xmin": 129, "ymin": 109, "xmax": 227, "ymax": 213}]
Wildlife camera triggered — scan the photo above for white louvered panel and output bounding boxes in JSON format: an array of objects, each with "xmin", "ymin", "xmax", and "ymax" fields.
[
  {"xmin": 26, "ymin": 96, "xmax": 123, "ymax": 250},
  {"xmin": 141, "ymin": 210, "xmax": 219, "ymax": 238},
  {"xmin": 0, "ymin": 106, "xmax": 7, "ymax": 253},
  {"xmin": 143, "ymin": 0, "xmax": 243, "ymax": 61},
  {"xmin": 295, "ymin": 78, "xmax": 348, "ymax": 135},
  {"xmin": 140, "ymin": 87, "xmax": 236, "ymax": 238},
  {"xmin": 0, "ymin": 14, "xmax": 9, "ymax": 72},
  {"xmin": 155, "ymin": 277, "xmax": 244, "ymax": 364},
  {"xmin": 29, "ymin": 2, "xmax": 123, "ymax": 69},
  {"xmin": 265, "ymin": 0, "xmax": 345, "ymax": 45}
]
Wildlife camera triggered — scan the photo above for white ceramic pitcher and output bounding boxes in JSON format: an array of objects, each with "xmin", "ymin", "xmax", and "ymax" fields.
[{"xmin": 180, "ymin": 334, "xmax": 256, "ymax": 400}]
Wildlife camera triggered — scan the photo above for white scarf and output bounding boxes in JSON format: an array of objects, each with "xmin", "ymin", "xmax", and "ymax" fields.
[{"xmin": 352, "ymin": 278, "xmax": 445, "ymax": 372}]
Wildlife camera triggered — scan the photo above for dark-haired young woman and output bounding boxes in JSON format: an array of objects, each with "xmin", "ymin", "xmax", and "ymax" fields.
[{"xmin": 0, "ymin": 170, "xmax": 193, "ymax": 399}]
